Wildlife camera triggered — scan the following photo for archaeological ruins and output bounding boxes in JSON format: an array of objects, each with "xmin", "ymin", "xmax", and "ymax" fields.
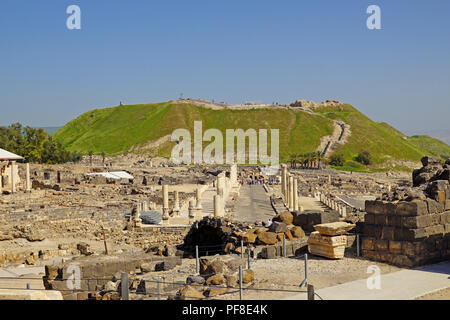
[{"xmin": 0, "ymin": 147, "xmax": 449, "ymax": 300}]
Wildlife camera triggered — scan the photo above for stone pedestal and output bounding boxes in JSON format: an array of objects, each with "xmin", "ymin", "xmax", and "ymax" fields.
[{"xmin": 308, "ymin": 232, "xmax": 347, "ymax": 259}]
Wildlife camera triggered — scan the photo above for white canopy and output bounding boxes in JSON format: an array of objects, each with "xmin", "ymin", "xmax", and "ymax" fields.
[
  {"xmin": 87, "ymin": 171, "xmax": 134, "ymax": 180},
  {"xmin": 0, "ymin": 148, "xmax": 24, "ymax": 161}
]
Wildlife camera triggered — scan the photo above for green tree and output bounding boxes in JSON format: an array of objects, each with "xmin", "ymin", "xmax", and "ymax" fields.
[
  {"xmin": 0, "ymin": 123, "xmax": 77, "ymax": 164},
  {"xmin": 357, "ymin": 150, "xmax": 372, "ymax": 165}
]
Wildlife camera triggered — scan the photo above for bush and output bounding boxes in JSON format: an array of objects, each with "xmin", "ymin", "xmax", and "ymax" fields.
[
  {"xmin": 329, "ymin": 153, "xmax": 345, "ymax": 166},
  {"xmin": 357, "ymin": 150, "xmax": 372, "ymax": 165}
]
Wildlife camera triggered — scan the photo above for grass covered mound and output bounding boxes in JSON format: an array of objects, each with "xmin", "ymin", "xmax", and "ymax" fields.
[{"xmin": 53, "ymin": 101, "xmax": 450, "ymax": 169}]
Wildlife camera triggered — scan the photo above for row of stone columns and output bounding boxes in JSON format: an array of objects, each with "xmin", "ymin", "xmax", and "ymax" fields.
[
  {"xmin": 316, "ymin": 191, "xmax": 348, "ymax": 218},
  {"xmin": 281, "ymin": 164, "xmax": 299, "ymax": 212}
]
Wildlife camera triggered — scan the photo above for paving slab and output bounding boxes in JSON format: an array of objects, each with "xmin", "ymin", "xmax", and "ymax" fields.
[{"xmin": 286, "ymin": 261, "xmax": 450, "ymax": 300}]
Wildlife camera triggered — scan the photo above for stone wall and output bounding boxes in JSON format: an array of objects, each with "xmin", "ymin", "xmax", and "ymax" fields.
[
  {"xmin": 44, "ymin": 253, "xmax": 182, "ymax": 300},
  {"xmin": 362, "ymin": 199, "xmax": 450, "ymax": 267}
]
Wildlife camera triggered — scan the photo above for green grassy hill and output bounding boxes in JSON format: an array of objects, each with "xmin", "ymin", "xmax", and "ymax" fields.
[
  {"xmin": 53, "ymin": 102, "xmax": 335, "ymax": 163},
  {"xmin": 407, "ymin": 135, "xmax": 450, "ymax": 159},
  {"xmin": 314, "ymin": 104, "xmax": 429, "ymax": 166},
  {"xmin": 53, "ymin": 101, "xmax": 450, "ymax": 169}
]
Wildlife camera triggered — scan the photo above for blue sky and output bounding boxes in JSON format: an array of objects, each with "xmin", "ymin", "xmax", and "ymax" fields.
[{"xmin": 0, "ymin": 0, "xmax": 449, "ymax": 139}]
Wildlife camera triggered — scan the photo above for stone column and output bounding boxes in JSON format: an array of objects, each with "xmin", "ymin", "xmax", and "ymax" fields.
[
  {"xmin": 230, "ymin": 164, "xmax": 238, "ymax": 187},
  {"xmin": 288, "ymin": 176, "xmax": 294, "ymax": 211},
  {"xmin": 328, "ymin": 175, "xmax": 331, "ymax": 184},
  {"xmin": 342, "ymin": 206, "xmax": 347, "ymax": 218},
  {"xmin": 134, "ymin": 203, "xmax": 142, "ymax": 227},
  {"xmin": 281, "ymin": 164, "xmax": 287, "ymax": 200},
  {"xmin": 188, "ymin": 199, "xmax": 196, "ymax": 218},
  {"xmin": 142, "ymin": 200, "xmax": 148, "ymax": 212},
  {"xmin": 25, "ymin": 163, "xmax": 31, "ymax": 193},
  {"xmin": 195, "ymin": 188, "xmax": 203, "ymax": 210},
  {"xmin": 11, "ymin": 161, "xmax": 16, "ymax": 194},
  {"xmin": 173, "ymin": 191, "xmax": 180, "ymax": 215},
  {"xmin": 293, "ymin": 179, "xmax": 299, "ymax": 211},
  {"xmin": 285, "ymin": 174, "xmax": 290, "ymax": 206},
  {"xmin": 217, "ymin": 175, "xmax": 224, "ymax": 197},
  {"xmin": 214, "ymin": 195, "xmax": 222, "ymax": 218},
  {"xmin": 0, "ymin": 165, "xmax": 3, "ymax": 194},
  {"xmin": 162, "ymin": 185, "xmax": 169, "ymax": 220}
]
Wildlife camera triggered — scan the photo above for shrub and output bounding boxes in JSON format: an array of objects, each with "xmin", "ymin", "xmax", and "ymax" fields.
[
  {"xmin": 357, "ymin": 150, "xmax": 372, "ymax": 165},
  {"xmin": 329, "ymin": 153, "xmax": 345, "ymax": 166}
]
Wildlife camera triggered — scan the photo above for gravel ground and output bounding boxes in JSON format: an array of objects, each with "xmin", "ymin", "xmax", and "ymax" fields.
[{"xmin": 136, "ymin": 252, "xmax": 402, "ymax": 300}]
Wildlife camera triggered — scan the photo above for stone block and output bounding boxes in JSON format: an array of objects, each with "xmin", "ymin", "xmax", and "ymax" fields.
[
  {"xmin": 397, "ymin": 228, "xmax": 426, "ymax": 241},
  {"xmin": 269, "ymin": 222, "xmax": 287, "ymax": 233},
  {"xmin": 386, "ymin": 215, "xmax": 402, "ymax": 227},
  {"xmin": 395, "ymin": 200, "xmax": 428, "ymax": 216},
  {"xmin": 437, "ymin": 191, "xmax": 446, "ymax": 204},
  {"xmin": 362, "ymin": 250, "xmax": 380, "ymax": 261},
  {"xmin": 362, "ymin": 238, "xmax": 374, "ymax": 250},
  {"xmin": 308, "ymin": 232, "xmax": 347, "ymax": 259},
  {"xmin": 440, "ymin": 212, "xmax": 450, "ymax": 224},
  {"xmin": 293, "ymin": 210, "xmax": 339, "ymax": 232},
  {"xmin": 426, "ymin": 199, "xmax": 445, "ymax": 214},
  {"xmin": 389, "ymin": 241, "xmax": 402, "ymax": 254},
  {"xmin": 402, "ymin": 216, "xmax": 431, "ymax": 229},
  {"xmin": 155, "ymin": 260, "xmax": 177, "ymax": 272},
  {"xmin": 378, "ymin": 252, "xmax": 395, "ymax": 264},
  {"xmin": 425, "ymin": 225, "xmax": 445, "ymax": 237},
  {"xmin": 375, "ymin": 215, "xmax": 388, "ymax": 226},
  {"xmin": 363, "ymin": 225, "xmax": 382, "ymax": 238},
  {"xmin": 365, "ymin": 200, "xmax": 387, "ymax": 215},
  {"xmin": 292, "ymin": 240, "xmax": 308, "ymax": 256},
  {"xmin": 308, "ymin": 243, "xmax": 345, "ymax": 259},
  {"xmin": 261, "ymin": 246, "xmax": 277, "ymax": 259},
  {"xmin": 381, "ymin": 226, "xmax": 395, "ymax": 240},
  {"xmin": 391, "ymin": 255, "xmax": 414, "ymax": 268},
  {"xmin": 445, "ymin": 200, "xmax": 450, "ymax": 211},
  {"xmin": 313, "ymin": 222, "xmax": 355, "ymax": 236},
  {"xmin": 364, "ymin": 213, "xmax": 375, "ymax": 225},
  {"xmin": 374, "ymin": 239, "xmax": 388, "ymax": 251},
  {"xmin": 346, "ymin": 234, "xmax": 356, "ymax": 248}
]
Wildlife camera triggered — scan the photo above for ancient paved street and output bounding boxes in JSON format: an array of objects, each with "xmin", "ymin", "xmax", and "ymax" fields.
[
  {"xmin": 234, "ymin": 184, "xmax": 274, "ymax": 224},
  {"xmin": 336, "ymin": 194, "xmax": 377, "ymax": 212}
]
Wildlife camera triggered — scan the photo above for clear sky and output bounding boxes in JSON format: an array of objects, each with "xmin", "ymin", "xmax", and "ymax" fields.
[{"xmin": 1, "ymin": 0, "xmax": 449, "ymax": 138}]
